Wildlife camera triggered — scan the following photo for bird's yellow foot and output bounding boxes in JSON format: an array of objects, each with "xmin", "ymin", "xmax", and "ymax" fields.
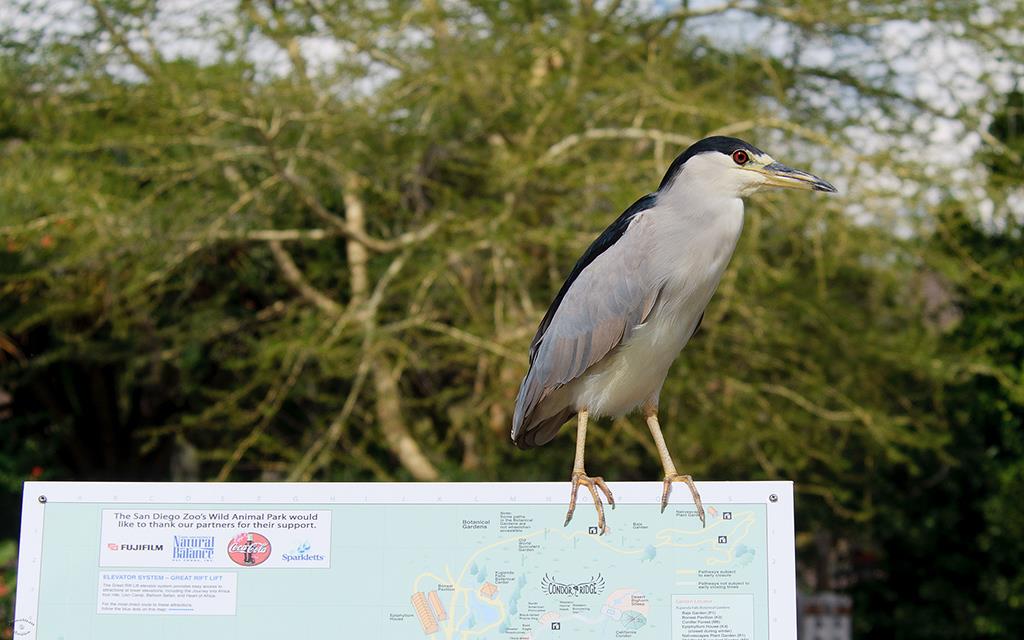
[
  {"xmin": 564, "ymin": 471, "xmax": 615, "ymax": 534},
  {"xmin": 661, "ymin": 473, "xmax": 706, "ymax": 527}
]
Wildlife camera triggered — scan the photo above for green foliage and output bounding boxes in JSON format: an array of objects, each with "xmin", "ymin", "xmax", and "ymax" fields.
[
  {"xmin": 0, "ymin": 538, "xmax": 16, "ymax": 632},
  {"xmin": 1, "ymin": 1, "xmax": 1022, "ymax": 636},
  {"xmin": 847, "ymin": 89, "xmax": 1024, "ymax": 639},
  {"xmin": 850, "ymin": 206, "xmax": 1024, "ymax": 638}
]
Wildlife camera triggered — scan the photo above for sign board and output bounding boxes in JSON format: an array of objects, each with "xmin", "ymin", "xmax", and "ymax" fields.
[{"xmin": 14, "ymin": 481, "xmax": 795, "ymax": 639}]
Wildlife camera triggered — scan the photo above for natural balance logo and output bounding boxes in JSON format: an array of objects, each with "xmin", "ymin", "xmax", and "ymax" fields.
[
  {"xmin": 172, "ymin": 535, "xmax": 215, "ymax": 561},
  {"xmin": 227, "ymin": 532, "xmax": 271, "ymax": 566},
  {"xmin": 540, "ymin": 573, "xmax": 605, "ymax": 597}
]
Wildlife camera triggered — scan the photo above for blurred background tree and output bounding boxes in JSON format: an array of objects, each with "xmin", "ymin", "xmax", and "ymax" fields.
[{"xmin": 1, "ymin": 1, "xmax": 1021, "ymax": 636}]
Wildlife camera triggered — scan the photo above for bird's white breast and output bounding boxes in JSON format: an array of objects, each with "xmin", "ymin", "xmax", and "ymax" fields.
[{"xmin": 568, "ymin": 196, "xmax": 745, "ymax": 417}]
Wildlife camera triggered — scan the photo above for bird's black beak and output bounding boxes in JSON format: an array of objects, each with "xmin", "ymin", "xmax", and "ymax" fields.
[{"xmin": 759, "ymin": 162, "xmax": 837, "ymax": 193}]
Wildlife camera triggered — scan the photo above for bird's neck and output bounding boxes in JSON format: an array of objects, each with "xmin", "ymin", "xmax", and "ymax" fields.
[
  {"xmin": 657, "ymin": 170, "xmax": 746, "ymax": 221},
  {"xmin": 650, "ymin": 170, "xmax": 747, "ymax": 268}
]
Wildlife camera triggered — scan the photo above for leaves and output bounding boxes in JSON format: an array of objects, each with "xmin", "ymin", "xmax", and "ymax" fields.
[{"xmin": 1, "ymin": 1, "xmax": 1023, "ymax": 634}]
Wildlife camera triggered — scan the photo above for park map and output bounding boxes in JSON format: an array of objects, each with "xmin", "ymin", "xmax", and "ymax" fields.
[{"xmin": 26, "ymin": 497, "xmax": 770, "ymax": 640}]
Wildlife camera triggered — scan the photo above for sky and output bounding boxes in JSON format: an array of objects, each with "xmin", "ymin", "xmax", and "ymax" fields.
[{"xmin": 2, "ymin": 0, "xmax": 1021, "ymax": 222}]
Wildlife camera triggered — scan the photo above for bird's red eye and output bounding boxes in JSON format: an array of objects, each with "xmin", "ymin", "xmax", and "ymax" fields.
[{"xmin": 732, "ymin": 150, "xmax": 749, "ymax": 165}]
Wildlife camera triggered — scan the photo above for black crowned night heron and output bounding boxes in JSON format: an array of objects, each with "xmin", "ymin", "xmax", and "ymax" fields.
[{"xmin": 512, "ymin": 136, "xmax": 836, "ymax": 534}]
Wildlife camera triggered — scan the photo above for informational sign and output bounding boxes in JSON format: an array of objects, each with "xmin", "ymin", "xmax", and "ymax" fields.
[
  {"xmin": 97, "ymin": 508, "xmax": 331, "ymax": 568},
  {"xmin": 14, "ymin": 481, "xmax": 796, "ymax": 639}
]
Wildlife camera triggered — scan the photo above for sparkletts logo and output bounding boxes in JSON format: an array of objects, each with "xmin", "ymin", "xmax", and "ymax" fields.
[
  {"xmin": 172, "ymin": 535, "xmax": 215, "ymax": 561},
  {"xmin": 282, "ymin": 541, "xmax": 325, "ymax": 563},
  {"xmin": 540, "ymin": 573, "xmax": 605, "ymax": 597},
  {"xmin": 228, "ymin": 532, "xmax": 271, "ymax": 566}
]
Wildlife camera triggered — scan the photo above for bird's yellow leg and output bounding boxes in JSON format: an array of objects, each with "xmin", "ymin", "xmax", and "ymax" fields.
[
  {"xmin": 644, "ymin": 408, "xmax": 705, "ymax": 527},
  {"xmin": 563, "ymin": 409, "xmax": 615, "ymax": 534}
]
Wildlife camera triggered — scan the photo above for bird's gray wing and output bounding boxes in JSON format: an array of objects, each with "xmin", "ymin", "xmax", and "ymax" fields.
[{"xmin": 512, "ymin": 219, "xmax": 662, "ymax": 448}]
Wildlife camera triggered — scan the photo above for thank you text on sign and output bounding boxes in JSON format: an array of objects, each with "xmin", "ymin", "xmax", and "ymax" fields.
[{"xmin": 99, "ymin": 509, "xmax": 331, "ymax": 569}]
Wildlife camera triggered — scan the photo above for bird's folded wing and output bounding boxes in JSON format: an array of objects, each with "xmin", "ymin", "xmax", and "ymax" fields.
[
  {"xmin": 513, "ymin": 230, "xmax": 662, "ymax": 437},
  {"xmin": 535, "ymin": 260, "xmax": 660, "ymax": 387}
]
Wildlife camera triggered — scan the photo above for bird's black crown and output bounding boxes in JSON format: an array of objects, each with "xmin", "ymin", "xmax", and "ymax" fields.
[{"xmin": 658, "ymin": 136, "xmax": 765, "ymax": 191}]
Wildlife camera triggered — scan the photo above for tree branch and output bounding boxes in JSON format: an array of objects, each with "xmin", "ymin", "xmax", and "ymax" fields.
[
  {"xmin": 539, "ymin": 128, "xmax": 695, "ymax": 165},
  {"xmin": 185, "ymin": 228, "xmax": 337, "ymax": 242},
  {"xmin": 267, "ymin": 240, "xmax": 344, "ymax": 316},
  {"xmin": 88, "ymin": 0, "xmax": 158, "ymax": 79},
  {"xmin": 275, "ymin": 164, "xmax": 444, "ymax": 253}
]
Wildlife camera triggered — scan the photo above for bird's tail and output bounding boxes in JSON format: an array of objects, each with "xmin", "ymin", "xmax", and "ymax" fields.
[
  {"xmin": 513, "ymin": 407, "xmax": 574, "ymax": 450},
  {"xmin": 511, "ymin": 372, "xmax": 573, "ymax": 449}
]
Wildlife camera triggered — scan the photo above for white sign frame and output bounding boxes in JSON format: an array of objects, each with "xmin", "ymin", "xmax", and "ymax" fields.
[{"xmin": 15, "ymin": 480, "xmax": 796, "ymax": 638}]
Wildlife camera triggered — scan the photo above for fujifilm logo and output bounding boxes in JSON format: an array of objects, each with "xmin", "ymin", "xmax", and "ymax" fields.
[{"xmin": 107, "ymin": 543, "xmax": 164, "ymax": 552}]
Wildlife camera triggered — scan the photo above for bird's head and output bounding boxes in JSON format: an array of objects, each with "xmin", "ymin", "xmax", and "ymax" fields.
[{"xmin": 659, "ymin": 136, "xmax": 837, "ymax": 199}]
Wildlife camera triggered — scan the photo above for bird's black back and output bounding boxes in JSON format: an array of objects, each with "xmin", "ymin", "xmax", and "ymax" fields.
[
  {"xmin": 527, "ymin": 192, "xmax": 658, "ymax": 362},
  {"xmin": 528, "ymin": 136, "xmax": 764, "ymax": 363}
]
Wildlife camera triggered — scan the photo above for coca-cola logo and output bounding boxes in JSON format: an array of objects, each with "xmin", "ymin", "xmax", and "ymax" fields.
[{"xmin": 227, "ymin": 532, "xmax": 271, "ymax": 566}]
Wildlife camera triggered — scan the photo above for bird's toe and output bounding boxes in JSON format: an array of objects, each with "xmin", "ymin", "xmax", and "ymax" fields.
[
  {"xmin": 565, "ymin": 470, "xmax": 612, "ymax": 534},
  {"xmin": 661, "ymin": 473, "xmax": 705, "ymax": 526}
]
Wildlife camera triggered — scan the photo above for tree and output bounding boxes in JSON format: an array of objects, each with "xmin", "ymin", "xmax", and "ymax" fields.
[
  {"xmin": 848, "ymin": 88, "xmax": 1024, "ymax": 638},
  {"xmin": 2, "ymin": 2, "xmax": 1022, "ymax": 634}
]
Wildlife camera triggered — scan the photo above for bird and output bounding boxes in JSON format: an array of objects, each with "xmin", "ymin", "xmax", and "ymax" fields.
[{"xmin": 512, "ymin": 136, "xmax": 837, "ymax": 534}]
